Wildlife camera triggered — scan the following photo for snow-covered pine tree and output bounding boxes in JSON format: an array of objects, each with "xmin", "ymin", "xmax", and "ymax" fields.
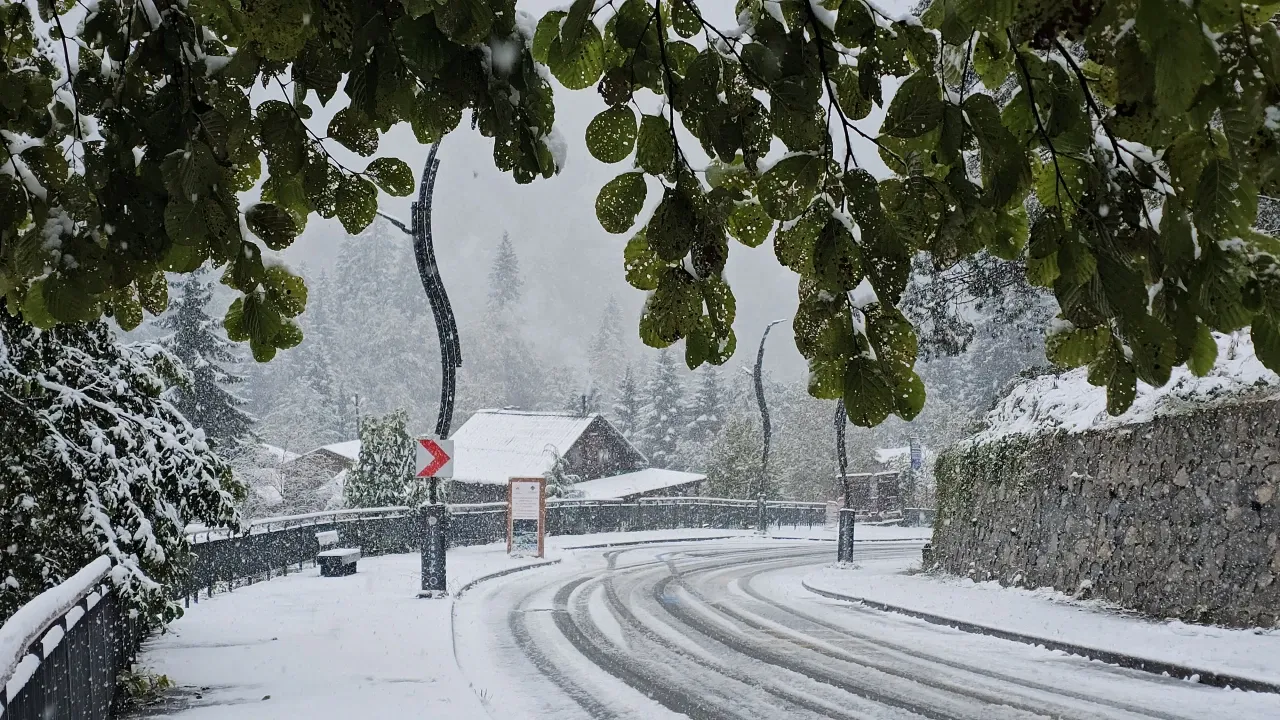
[
  {"xmin": 344, "ymin": 409, "xmax": 422, "ymax": 508},
  {"xmin": 544, "ymin": 449, "xmax": 583, "ymax": 498},
  {"xmin": 458, "ymin": 231, "xmax": 541, "ymax": 412},
  {"xmin": 642, "ymin": 350, "xmax": 685, "ymax": 468},
  {"xmin": 588, "ymin": 296, "xmax": 625, "ymax": 406},
  {"xmin": 705, "ymin": 415, "xmax": 764, "ymax": 499},
  {"xmin": 613, "ymin": 365, "xmax": 642, "ymax": 441},
  {"xmin": 488, "ymin": 231, "xmax": 523, "ymax": 313},
  {"xmin": 0, "ymin": 313, "xmax": 244, "ymax": 621},
  {"xmin": 675, "ymin": 365, "xmax": 725, "ymax": 470},
  {"xmin": 158, "ymin": 267, "xmax": 254, "ymax": 451}
]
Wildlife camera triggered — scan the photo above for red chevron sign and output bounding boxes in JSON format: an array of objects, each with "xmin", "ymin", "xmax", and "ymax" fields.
[{"xmin": 415, "ymin": 438, "xmax": 454, "ymax": 478}]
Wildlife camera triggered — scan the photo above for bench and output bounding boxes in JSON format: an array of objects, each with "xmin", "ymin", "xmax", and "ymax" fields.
[{"xmin": 316, "ymin": 530, "xmax": 361, "ymax": 577}]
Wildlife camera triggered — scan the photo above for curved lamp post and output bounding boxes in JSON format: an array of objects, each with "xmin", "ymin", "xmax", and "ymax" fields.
[
  {"xmin": 376, "ymin": 142, "xmax": 461, "ymax": 596},
  {"xmin": 753, "ymin": 319, "xmax": 786, "ymax": 532}
]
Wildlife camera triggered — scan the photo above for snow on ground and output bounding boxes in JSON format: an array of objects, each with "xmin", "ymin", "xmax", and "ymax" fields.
[
  {"xmin": 804, "ymin": 554, "xmax": 1280, "ymax": 687},
  {"xmin": 975, "ymin": 332, "xmax": 1278, "ymax": 442},
  {"xmin": 136, "ymin": 527, "xmax": 920, "ymax": 719}
]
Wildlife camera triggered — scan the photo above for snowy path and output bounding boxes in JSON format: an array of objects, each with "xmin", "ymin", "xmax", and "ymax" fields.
[{"xmin": 457, "ymin": 540, "xmax": 1280, "ymax": 720}]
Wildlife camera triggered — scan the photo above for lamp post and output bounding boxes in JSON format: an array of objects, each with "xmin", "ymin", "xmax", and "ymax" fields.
[
  {"xmin": 377, "ymin": 142, "xmax": 460, "ymax": 596},
  {"xmin": 753, "ymin": 319, "xmax": 785, "ymax": 534}
]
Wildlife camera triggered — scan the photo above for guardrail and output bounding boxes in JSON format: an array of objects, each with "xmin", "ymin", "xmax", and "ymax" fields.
[
  {"xmin": 4, "ymin": 495, "xmax": 824, "ymax": 717},
  {"xmin": 0, "ymin": 558, "xmax": 142, "ymax": 720}
]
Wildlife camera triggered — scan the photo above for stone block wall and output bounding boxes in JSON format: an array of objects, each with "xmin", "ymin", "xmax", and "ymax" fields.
[{"xmin": 933, "ymin": 400, "xmax": 1280, "ymax": 627}]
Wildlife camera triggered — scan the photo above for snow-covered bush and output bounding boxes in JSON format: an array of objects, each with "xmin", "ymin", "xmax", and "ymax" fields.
[
  {"xmin": 0, "ymin": 314, "xmax": 244, "ymax": 623},
  {"xmin": 544, "ymin": 448, "xmax": 583, "ymax": 498},
  {"xmin": 344, "ymin": 409, "xmax": 421, "ymax": 508}
]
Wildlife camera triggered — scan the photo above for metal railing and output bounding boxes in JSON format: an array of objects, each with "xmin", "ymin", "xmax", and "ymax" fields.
[
  {"xmin": 3, "ymin": 496, "xmax": 825, "ymax": 717},
  {"xmin": 0, "ymin": 558, "xmax": 142, "ymax": 720}
]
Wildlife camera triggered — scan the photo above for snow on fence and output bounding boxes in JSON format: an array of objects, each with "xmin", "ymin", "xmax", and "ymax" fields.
[{"xmin": 0, "ymin": 557, "xmax": 142, "ymax": 720}]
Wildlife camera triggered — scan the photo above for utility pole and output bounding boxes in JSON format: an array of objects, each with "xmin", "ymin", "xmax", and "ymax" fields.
[{"xmin": 835, "ymin": 401, "xmax": 855, "ymax": 564}]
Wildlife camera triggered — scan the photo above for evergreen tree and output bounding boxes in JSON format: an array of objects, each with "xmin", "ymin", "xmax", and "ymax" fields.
[
  {"xmin": 488, "ymin": 231, "xmax": 523, "ymax": 312},
  {"xmin": 643, "ymin": 350, "xmax": 685, "ymax": 468},
  {"xmin": 344, "ymin": 409, "xmax": 422, "ymax": 508},
  {"xmin": 675, "ymin": 365, "xmax": 725, "ymax": 470},
  {"xmin": 613, "ymin": 365, "xmax": 642, "ymax": 441},
  {"xmin": 588, "ymin": 296, "xmax": 625, "ymax": 406},
  {"xmin": 705, "ymin": 415, "xmax": 764, "ymax": 499},
  {"xmin": 0, "ymin": 313, "xmax": 243, "ymax": 621},
  {"xmin": 544, "ymin": 450, "xmax": 583, "ymax": 498},
  {"xmin": 157, "ymin": 268, "xmax": 254, "ymax": 450}
]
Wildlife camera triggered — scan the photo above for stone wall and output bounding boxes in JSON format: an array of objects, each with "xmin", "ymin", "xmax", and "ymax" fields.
[{"xmin": 933, "ymin": 400, "xmax": 1280, "ymax": 628}]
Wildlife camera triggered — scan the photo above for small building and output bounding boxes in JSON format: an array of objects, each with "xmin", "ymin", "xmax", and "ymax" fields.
[
  {"xmin": 446, "ymin": 409, "xmax": 647, "ymax": 503},
  {"xmin": 571, "ymin": 469, "xmax": 706, "ymax": 502},
  {"xmin": 285, "ymin": 440, "xmax": 360, "ymax": 479}
]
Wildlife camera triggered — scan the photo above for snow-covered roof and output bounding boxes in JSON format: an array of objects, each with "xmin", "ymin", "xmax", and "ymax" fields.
[
  {"xmin": 259, "ymin": 443, "xmax": 300, "ymax": 463},
  {"xmin": 874, "ymin": 447, "xmax": 910, "ymax": 464},
  {"xmin": 974, "ymin": 332, "xmax": 1279, "ymax": 443},
  {"xmin": 318, "ymin": 440, "xmax": 361, "ymax": 461},
  {"xmin": 572, "ymin": 469, "xmax": 706, "ymax": 500},
  {"xmin": 449, "ymin": 409, "xmax": 602, "ymax": 485}
]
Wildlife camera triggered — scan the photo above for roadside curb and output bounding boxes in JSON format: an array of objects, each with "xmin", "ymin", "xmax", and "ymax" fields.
[
  {"xmin": 454, "ymin": 559, "xmax": 562, "ymax": 598},
  {"xmin": 801, "ymin": 580, "xmax": 1280, "ymax": 695}
]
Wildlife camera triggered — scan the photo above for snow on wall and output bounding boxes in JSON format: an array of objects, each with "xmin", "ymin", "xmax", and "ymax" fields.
[{"xmin": 974, "ymin": 333, "xmax": 1279, "ymax": 442}]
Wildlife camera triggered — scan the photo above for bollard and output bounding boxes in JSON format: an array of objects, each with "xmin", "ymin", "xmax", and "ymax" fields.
[
  {"xmin": 756, "ymin": 493, "xmax": 767, "ymax": 535},
  {"xmin": 418, "ymin": 503, "xmax": 448, "ymax": 598},
  {"xmin": 837, "ymin": 508, "xmax": 856, "ymax": 563}
]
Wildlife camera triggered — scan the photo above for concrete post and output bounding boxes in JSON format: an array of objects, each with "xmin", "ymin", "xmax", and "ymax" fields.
[
  {"xmin": 837, "ymin": 508, "xmax": 856, "ymax": 563},
  {"xmin": 418, "ymin": 503, "xmax": 448, "ymax": 598},
  {"xmin": 756, "ymin": 493, "xmax": 767, "ymax": 535}
]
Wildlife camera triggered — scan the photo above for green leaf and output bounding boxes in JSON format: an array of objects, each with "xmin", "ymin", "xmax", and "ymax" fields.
[
  {"xmin": 533, "ymin": 12, "xmax": 566, "ymax": 64},
  {"xmin": 110, "ymin": 287, "xmax": 143, "ymax": 331},
  {"xmin": 639, "ymin": 268, "xmax": 701, "ymax": 347},
  {"xmin": 726, "ymin": 202, "xmax": 772, "ymax": 247},
  {"xmin": 1194, "ymin": 158, "xmax": 1257, "ymax": 239},
  {"xmin": 365, "ymin": 157, "xmax": 415, "ymax": 196},
  {"xmin": 843, "ymin": 357, "xmax": 894, "ymax": 427},
  {"xmin": 43, "ymin": 275, "xmax": 97, "ymax": 322},
  {"xmin": 892, "ymin": 369, "xmax": 926, "ymax": 420},
  {"xmin": 329, "ymin": 108, "xmax": 379, "ymax": 156},
  {"xmin": 636, "ymin": 114, "xmax": 675, "ymax": 174},
  {"xmin": 548, "ymin": 22, "xmax": 605, "ymax": 90},
  {"xmin": 881, "ymin": 71, "xmax": 943, "ymax": 138},
  {"xmin": 1253, "ymin": 313, "xmax": 1280, "ymax": 373},
  {"xmin": 586, "ymin": 106, "xmax": 638, "ymax": 163},
  {"xmin": 1105, "ymin": 357, "xmax": 1138, "ymax": 415},
  {"xmin": 1046, "ymin": 322, "xmax": 1109, "ymax": 367},
  {"xmin": 671, "ymin": 0, "xmax": 701, "ymax": 38},
  {"xmin": 136, "ymin": 273, "xmax": 168, "ymax": 315},
  {"xmin": 774, "ymin": 202, "xmax": 826, "ymax": 274},
  {"xmin": 596, "ymin": 172, "xmax": 648, "ymax": 233},
  {"xmin": 648, "ymin": 189, "xmax": 699, "ymax": 261},
  {"xmin": 813, "ymin": 217, "xmax": 863, "ymax": 291},
  {"xmin": 1188, "ymin": 321, "xmax": 1218, "ymax": 376},
  {"xmin": 624, "ymin": 230, "xmax": 664, "ymax": 290},
  {"xmin": 245, "ymin": 202, "xmax": 300, "ymax": 250},
  {"xmin": 832, "ymin": 65, "xmax": 872, "ymax": 121},
  {"xmin": 758, "ymin": 154, "xmax": 824, "ymax": 221},
  {"xmin": 241, "ymin": 290, "xmax": 282, "ymax": 345},
  {"xmin": 264, "ymin": 265, "xmax": 308, "ymax": 317},
  {"xmin": 164, "ymin": 198, "xmax": 208, "ymax": 245},
  {"xmin": 335, "ymin": 175, "xmax": 378, "ymax": 234},
  {"xmin": 412, "ymin": 84, "xmax": 464, "ymax": 144},
  {"xmin": 561, "ymin": 0, "xmax": 594, "ymax": 54}
]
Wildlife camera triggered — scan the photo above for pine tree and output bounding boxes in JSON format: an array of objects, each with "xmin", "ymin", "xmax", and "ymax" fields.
[
  {"xmin": 705, "ymin": 415, "xmax": 764, "ymax": 499},
  {"xmin": 344, "ymin": 409, "xmax": 422, "ymax": 508},
  {"xmin": 588, "ymin": 296, "xmax": 625, "ymax": 406},
  {"xmin": 613, "ymin": 365, "xmax": 642, "ymax": 441},
  {"xmin": 488, "ymin": 231, "xmax": 523, "ymax": 312},
  {"xmin": 675, "ymin": 365, "xmax": 724, "ymax": 470},
  {"xmin": 643, "ymin": 350, "xmax": 685, "ymax": 468},
  {"xmin": 157, "ymin": 267, "xmax": 254, "ymax": 450},
  {"xmin": 0, "ymin": 313, "xmax": 244, "ymax": 621}
]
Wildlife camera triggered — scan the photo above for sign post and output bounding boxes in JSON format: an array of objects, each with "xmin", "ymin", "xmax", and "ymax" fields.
[
  {"xmin": 415, "ymin": 436, "xmax": 454, "ymax": 598},
  {"xmin": 507, "ymin": 477, "xmax": 546, "ymax": 558}
]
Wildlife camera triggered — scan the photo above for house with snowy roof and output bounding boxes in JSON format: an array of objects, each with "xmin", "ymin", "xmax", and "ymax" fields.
[{"xmin": 446, "ymin": 409, "xmax": 648, "ymax": 502}]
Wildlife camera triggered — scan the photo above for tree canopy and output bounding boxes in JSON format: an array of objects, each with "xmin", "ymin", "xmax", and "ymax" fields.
[{"xmin": 3, "ymin": 0, "xmax": 1280, "ymax": 427}]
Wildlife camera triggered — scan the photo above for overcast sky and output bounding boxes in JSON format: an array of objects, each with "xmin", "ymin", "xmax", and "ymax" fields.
[{"xmin": 274, "ymin": 0, "xmax": 912, "ymax": 380}]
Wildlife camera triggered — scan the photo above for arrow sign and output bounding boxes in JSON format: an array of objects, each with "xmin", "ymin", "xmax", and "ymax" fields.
[{"xmin": 415, "ymin": 437, "xmax": 454, "ymax": 478}]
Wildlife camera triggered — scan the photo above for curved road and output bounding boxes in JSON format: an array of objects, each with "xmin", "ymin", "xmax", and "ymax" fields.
[{"xmin": 454, "ymin": 540, "xmax": 1280, "ymax": 720}]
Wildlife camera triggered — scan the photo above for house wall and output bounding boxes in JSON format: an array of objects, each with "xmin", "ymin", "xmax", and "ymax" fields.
[
  {"xmin": 933, "ymin": 400, "xmax": 1280, "ymax": 628},
  {"xmin": 564, "ymin": 418, "xmax": 646, "ymax": 480}
]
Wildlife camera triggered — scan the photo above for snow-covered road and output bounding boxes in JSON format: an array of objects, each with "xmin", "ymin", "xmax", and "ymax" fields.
[{"xmin": 457, "ymin": 540, "xmax": 1280, "ymax": 720}]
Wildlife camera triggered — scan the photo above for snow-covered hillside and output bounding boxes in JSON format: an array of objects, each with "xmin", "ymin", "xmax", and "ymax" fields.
[{"xmin": 973, "ymin": 333, "xmax": 1279, "ymax": 442}]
